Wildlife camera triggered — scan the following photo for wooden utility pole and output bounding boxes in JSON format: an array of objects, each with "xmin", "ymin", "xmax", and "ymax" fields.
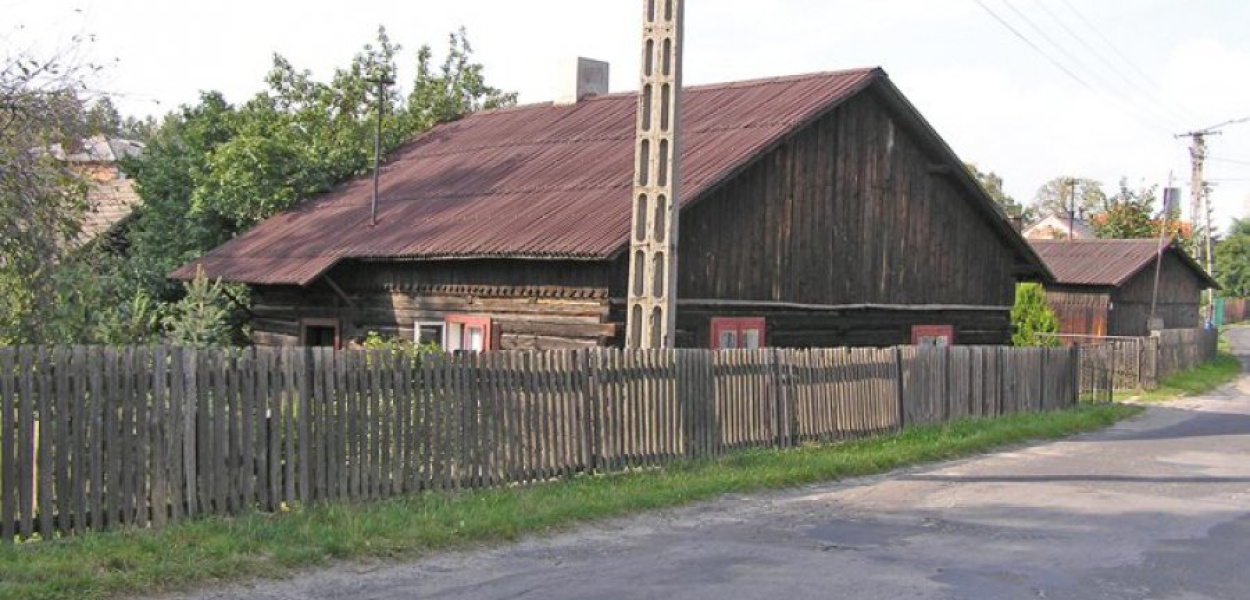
[{"xmin": 626, "ymin": 0, "xmax": 684, "ymax": 348}]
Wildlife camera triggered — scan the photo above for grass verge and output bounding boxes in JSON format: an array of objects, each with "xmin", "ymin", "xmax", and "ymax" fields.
[
  {"xmin": 1115, "ymin": 352, "xmax": 1243, "ymax": 403},
  {"xmin": 0, "ymin": 403, "xmax": 1139, "ymax": 600}
]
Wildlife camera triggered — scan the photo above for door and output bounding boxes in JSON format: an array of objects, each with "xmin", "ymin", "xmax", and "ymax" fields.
[{"xmin": 710, "ymin": 317, "xmax": 766, "ymax": 349}]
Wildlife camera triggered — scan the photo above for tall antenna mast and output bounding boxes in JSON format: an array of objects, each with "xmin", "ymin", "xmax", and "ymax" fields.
[{"xmin": 626, "ymin": 0, "xmax": 684, "ymax": 348}]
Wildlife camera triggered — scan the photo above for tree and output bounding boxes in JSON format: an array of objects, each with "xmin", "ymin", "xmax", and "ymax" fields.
[
  {"xmin": 0, "ymin": 41, "xmax": 93, "ymax": 343},
  {"xmin": 83, "ymin": 96, "xmax": 122, "ymax": 136},
  {"xmin": 1215, "ymin": 219, "xmax": 1250, "ymax": 297},
  {"xmin": 102, "ymin": 27, "xmax": 515, "ymax": 345},
  {"xmin": 162, "ymin": 268, "xmax": 240, "ymax": 347},
  {"xmin": 966, "ymin": 163, "xmax": 1033, "ymax": 221},
  {"xmin": 1092, "ymin": 180, "xmax": 1157, "ymax": 239},
  {"xmin": 1011, "ymin": 283, "xmax": 1060, "ymax": 347},
  {"xmin": 1032, "ymin": 177, "xmax": 1106, "ymax": 218}
]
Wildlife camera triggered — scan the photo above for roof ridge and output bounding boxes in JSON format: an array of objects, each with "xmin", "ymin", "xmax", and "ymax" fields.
[{"xmin": 465, "ymin": 67, "xmax": 883, "ymax": 117}]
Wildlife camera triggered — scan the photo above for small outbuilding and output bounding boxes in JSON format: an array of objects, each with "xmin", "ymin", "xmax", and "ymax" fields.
[
  {"xmin": 174, "ymin": 67, "xmax": 1050, "ymax": 350},
  {"xmin": 1030, "ymin": 239, "xmax": 1218, "ymax": 338}
]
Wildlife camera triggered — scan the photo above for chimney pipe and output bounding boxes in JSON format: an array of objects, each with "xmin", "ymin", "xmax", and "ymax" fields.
[{"xmin": 554, "ymin": 57, "xmax": 610, "ymax": 105}]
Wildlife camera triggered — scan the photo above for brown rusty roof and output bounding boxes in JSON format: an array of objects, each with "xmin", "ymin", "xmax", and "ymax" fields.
[
  {"xmin": 174, "ymin": 68, "xmax": 1045, "ymax": 286},
  {"xmin": 1030, "ymin": 239, "xmax": 1218, "ymax": 288}
]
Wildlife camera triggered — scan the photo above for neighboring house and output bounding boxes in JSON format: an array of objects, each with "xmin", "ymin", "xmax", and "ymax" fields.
[
  {"xmin": 1030, "ymin": 239, "xmax": 1218, "ymax": 338},
  {"xmin": 1023, "ymin": 213, "xmax": 1095, "ymax": 240},
  {"xmin": 174, "ymin": 67, "xmax": 1050, "ymax": 350},
  {"xmin": 51, "ymin": 135, "xmax": 145, "ymax": 248}
]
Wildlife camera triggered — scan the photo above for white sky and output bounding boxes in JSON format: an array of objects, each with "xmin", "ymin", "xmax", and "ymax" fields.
[{"xmin": 8, "ymin": 0, "xmax": 1250, "ymax": 232}]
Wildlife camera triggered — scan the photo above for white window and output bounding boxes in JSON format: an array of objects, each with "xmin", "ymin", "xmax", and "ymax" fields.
[{"xmin": 414, "ymin": 321, "xmax": 445, "ymax": 348}]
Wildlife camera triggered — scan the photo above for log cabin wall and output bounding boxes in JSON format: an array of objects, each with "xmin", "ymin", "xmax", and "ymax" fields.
[
  {"xmin": 669, "ymin": 88, "xmax": 1020, "ymax": 347},
  {"xmin": 1109, "ymin": 252, "xmax": 1204, "ymax": 335},
  {"xmin": 250, "ymin": 259, "xmax": 616, "ymax": 349}
]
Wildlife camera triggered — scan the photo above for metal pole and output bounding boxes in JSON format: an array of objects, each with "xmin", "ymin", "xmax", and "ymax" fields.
[
  {"xmin": 366, "ymin": 75, "xmax": 394, "ymax": 226},
  {"xmin": 1068, "ymin": 178, "xmax": 1076, "ymax": 240},
  {"xmin": 1149, "ymin": 175, "xmax": 1173, "ymax": 329}
]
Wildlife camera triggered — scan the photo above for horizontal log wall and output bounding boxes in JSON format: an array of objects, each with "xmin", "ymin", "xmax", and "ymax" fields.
[{"xmin": 0, "ymin": 344, "xmax": 1085, "ymax": 543}]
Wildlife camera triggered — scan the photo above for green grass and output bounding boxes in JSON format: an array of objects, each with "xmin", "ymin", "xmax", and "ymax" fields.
[
  {"xmin": 1116, "ymin": 352, "xmax": 1243, "ymax": 403},
  {"xmin": 0, "ymin": 403, "xmax": 1140, "ymax": 600}
]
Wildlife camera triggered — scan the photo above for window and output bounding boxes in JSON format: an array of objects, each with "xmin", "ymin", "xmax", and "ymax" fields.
[
  {"xmin": 301, "ymin": 319, "xmax": 339, "ymax": 348},
  {"xmin": 911, "ymin": 324, "xmax": 954, "ymax": 347},
  {"xmin": 414, "ymin": 321, "xmax": 445, "ymax": 348},
  {"xmin": 444, "ymin": 315, "xmax": 494, "ymax": 352},
  {"xmin": 710, "ymin": 317, "xmax": 766, "ymax": 349}
]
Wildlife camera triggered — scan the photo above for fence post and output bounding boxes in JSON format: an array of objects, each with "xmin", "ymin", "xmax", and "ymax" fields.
[
  {"xmin": 894, "ymin": 347, "xmax": 906, "ymax": 429},
  {"xmin": 1070, "ymin": 345, "xmax": 1079, "ymax": 407},
  {"xmin": 580, "ymin": 349, "xmax": 601, "ymax": 471}
]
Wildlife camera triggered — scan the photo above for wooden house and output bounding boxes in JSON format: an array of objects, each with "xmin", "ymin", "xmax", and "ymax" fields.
[
  {"xmin": 1030, "ymin": 239, "xmax": 1218, "ymax": 338},
  {"xmin": 173, "ymin": 68, "xmax": 1050, "ymax": 350}
]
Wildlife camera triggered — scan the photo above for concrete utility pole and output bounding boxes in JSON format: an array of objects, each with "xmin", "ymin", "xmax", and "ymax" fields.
[
  {"xmin": 1176, "ymin": 129, "xmax": 1220, "ymax": 327},
  {"xmin": 626, "ymin": 0, "xmax": 684, "ymax": 348},
  {"xmin": 1181, "ymin": 131, "xmax": 1213, "ymax": 261},
  {"xmin": 1175, "ymin": 115, "xmax": 1248, "ymax": 326}
]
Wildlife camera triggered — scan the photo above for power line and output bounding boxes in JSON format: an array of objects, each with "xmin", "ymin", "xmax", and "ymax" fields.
[
  {"xmin": 998, "ymin": 0, "xmax": 1184, "ymax": 132},
  {"xmin": 971, "ymin": 0, "xmax": 1177, "ymax": 134},
  {"xmin": 1027, "ymin": 0, "xmax": 1197, "ymax": 127},
  {"xmin": 970, "ymin": 0, "xmax": 1095, "ymax": 90},
  {"xmin": 1210, "ymin": 157, "xmax": 1250, "ymax": 167},
  {"xmin": 1055, "ymin": 0, "xmax": 1206, "ymax": 122}
]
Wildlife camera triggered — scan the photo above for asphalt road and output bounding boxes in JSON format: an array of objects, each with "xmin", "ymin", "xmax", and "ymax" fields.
[{"xmin": 165, "ymin": 328, "xmax": 1250, "ymax": 600}]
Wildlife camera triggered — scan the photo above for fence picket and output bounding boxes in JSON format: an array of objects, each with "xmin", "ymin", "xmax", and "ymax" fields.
[{"xmin": 0, "ymin": 337, "xmax": 1159, "ymax": 541}]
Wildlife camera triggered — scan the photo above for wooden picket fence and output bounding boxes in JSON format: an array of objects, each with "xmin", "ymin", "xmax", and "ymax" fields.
[
  {"xmin": 1072, "ymin": 328, "xmax": 1220, "ymax": 391},
  {"xmin": 0, "ymin": 344, "xmax": 1085, "ymax": 543}
]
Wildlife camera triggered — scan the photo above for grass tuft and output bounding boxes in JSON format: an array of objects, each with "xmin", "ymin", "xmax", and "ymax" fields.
[{"xmin": 0, "ymin": 403, "xmax": 1139, "ymax": 600}]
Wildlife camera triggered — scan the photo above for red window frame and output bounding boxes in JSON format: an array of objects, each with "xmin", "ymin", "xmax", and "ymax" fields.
[
  {"xmin": 445, "ymin": 315, "xmax": 495, "ymax": 351},
  {"xmin": 710, "ymin": 317, "xmax": 766, "ymax": 349},
  {"xmin": 911, "ymin": 324, "xmax": 954, "ymax": 347}
]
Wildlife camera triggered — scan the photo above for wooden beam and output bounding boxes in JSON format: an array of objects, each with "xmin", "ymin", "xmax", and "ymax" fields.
[
  {"xmin": 321, "ymin": 275, "xmax": 357, "ymax": 310},
  {"xmin": 612, "ymin": 297, "xmax": 1011, "ymax": 313}
]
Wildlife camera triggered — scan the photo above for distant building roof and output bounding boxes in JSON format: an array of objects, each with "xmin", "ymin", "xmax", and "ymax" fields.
[
  {"xmin": 50, "ymin": 135, "xmax": 145, "ymax": 164},
  {"xmin": 1023, "ymin": 213, "xmax": 1095, "ymax": 240},
  {"xmin": 75, "ymin": 178, "xmax": 142, "ymax": 247},
  {"xmin": 1030, "ymin": 239, "xmax": 1218, "ymax": 289},
  {"xmin": 48, "ymin": 135, "xmax": 146, "ymax": 248}
]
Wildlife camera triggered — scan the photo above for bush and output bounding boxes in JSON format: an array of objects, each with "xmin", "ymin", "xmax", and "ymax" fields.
[{"xmin": 1012, "ymin": 283, "xmax": 1060, "ymax": 347}]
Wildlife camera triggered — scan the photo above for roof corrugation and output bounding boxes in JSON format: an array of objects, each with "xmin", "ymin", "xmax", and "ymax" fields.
[
  {"xmin": 172, "ymin": 69, "xmax": 880, "ymax": 285},
  {"xmin": 1030, "ymin": 239, "xmax": 1217, "ymax": 288}
]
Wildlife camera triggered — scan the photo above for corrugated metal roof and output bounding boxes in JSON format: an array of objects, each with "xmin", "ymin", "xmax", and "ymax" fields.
[
  {"xmin": 1031, "ymin": 239, "xmax": 1217, "ymax": 288},
  {"xmin": 172, "ymin": 69, "xmax": 881, "ymax": 285}
]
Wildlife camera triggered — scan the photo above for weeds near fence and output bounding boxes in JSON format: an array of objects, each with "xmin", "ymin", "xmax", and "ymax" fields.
[{"xmin": 0, "ymin": 403, "xmax": 1139, "ymax": 600}]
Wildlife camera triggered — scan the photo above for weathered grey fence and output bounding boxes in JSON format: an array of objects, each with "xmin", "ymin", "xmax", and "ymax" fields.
[
  {"xmin": 1, "ymin": 344, "xmax": 1083, "ymax": 543},
  {"xmin": 1155, "ymin": 328, "xmax": 1219, "ymax": 379},
  {"xmin": 1074, "ymin": 328, "xmax": 1220, "ymax": 391}
]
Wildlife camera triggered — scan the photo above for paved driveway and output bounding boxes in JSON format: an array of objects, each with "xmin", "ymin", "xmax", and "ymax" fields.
[{"xmin": 166, "ymin": 328, "xmax": 1250, "ymax": 600}]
